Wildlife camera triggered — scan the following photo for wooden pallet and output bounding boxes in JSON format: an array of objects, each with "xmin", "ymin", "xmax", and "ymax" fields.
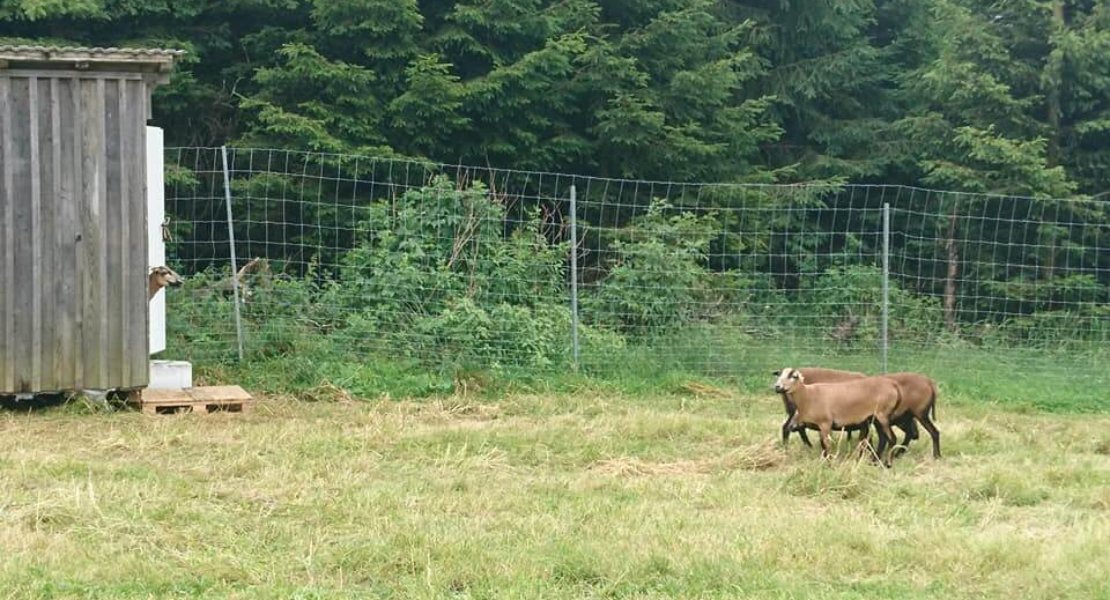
[{"xmin": 138, "ymin": 385, "xmax": 253, "ymax": 414}]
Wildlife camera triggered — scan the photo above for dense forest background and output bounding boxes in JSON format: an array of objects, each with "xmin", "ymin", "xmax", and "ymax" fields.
[
  {"xmin": 2, "ymin": 1, "xmax": 1106, "ymax": 389},
  {"xmin": 2, "ymin": 0, "xmax": 1107, "ymax": 195}
]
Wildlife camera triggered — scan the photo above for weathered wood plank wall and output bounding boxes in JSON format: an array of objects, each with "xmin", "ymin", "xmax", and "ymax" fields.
[{"xmin": 0, "ymin": 70, "xmax": 151, "ymax": 393}]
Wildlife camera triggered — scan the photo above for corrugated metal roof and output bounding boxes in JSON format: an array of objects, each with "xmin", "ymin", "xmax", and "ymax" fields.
[{"xmin": 0, "ymin": 45, "xmax": 184, "ymax": 71}]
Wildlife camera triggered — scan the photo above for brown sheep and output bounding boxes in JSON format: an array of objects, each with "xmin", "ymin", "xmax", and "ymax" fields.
[
  {"xmin": 148, "ymin": 265, "xmax": 185, "ymax": 300},
  {"xmin": 778, "ymin": 368, "xmax": 923, "ymax": 454},
  {"xmin": 881, "ymin": 372, "xmax": 941, "ymax": 459},
  {"xmin": 776, "ymin": 367, "xmax": 869, "ymax": 447},
  {"xmin": 219, "ymin": 257, "xmax": 270, "ymax": 304},
  {"xmin": 773, "ymin": 367, "xmax": 903, "ymax": 468}
]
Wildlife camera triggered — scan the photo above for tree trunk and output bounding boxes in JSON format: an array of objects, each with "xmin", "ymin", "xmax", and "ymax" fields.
[
  {"xmin": 1046, "ymin": 1, "xmax": 1066, "ymax": 166},
  {"xmin": 1044, "ymin": 1, "xmax": 1066, "ymax": 287},
  {"xmin": 1045, "ymin": 235, "xmax": 1055, "ymax": 283},
  {"xmin": 943, "ymin": 207, "xmax": 959, "ymax": 333}
]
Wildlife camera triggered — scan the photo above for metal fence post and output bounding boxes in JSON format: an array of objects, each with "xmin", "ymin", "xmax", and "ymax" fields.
[
  {"xmin": 881, "ymin": 201, "xmax": 890, "ymax": 374},
  {"xmin": 569, "ymin": 184, "xmax": 580, "ymax": 372},
  {"xmin": 220, "ymin": 145, "xmax": 245, "ymax": 362}
]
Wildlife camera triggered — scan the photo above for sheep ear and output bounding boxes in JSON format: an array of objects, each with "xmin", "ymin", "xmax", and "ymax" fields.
[{"xmin": 772, "ymin": 370, "xmax": 781, "ymax": 376}]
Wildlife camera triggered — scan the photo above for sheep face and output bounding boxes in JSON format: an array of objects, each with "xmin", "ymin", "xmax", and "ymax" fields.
[
  {"xmin": 150, "ymin": 265, "xmax": 185, "ymax": 289},
  {"xmin": 772, "ymin": 368, "xmax": 804, "ymax": 394}
]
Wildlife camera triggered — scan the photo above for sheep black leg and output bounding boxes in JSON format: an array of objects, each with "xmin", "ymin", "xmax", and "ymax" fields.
[
  {"xmin": 781, "ymin": 395, "xmax": 812, "ymax": 447},
  {"xmin": 893, "ymin": 418, "xmax": 918, "ymax": 458},
  {"xmin": 880, "ymin": 437, "xmax": 893, "ymax": 467},
  {"xmin": 783, "ymin": 415, "xmax": 813, "ymax": 447},
  {"xmin": 854, "ymin": 421, "xmax": 874, "ymax": 461},
  {"xmin": 917, "ymin": 415, "xmax": 942, "ymax": 459},
  {"xmin": 905, "ymin": 417, "xmax": 920, "ymax": 442},
  {"xmin": 795, "ymin": 425, "xmax": 813, "ymax": 447},
  {"xmin": 891, "ymin": 430, "xmax": 907, "ymax": 458},
  {"xmin": 860, "ymin": 419, "xmax": 874, "ymax": 447},
  {"xmin": 874, "ymin": 428, "xmax": 888, "ymax": 467},
  {"xmin": 876, "ymin": 421, "xmax": 897, "ymax": 468}
]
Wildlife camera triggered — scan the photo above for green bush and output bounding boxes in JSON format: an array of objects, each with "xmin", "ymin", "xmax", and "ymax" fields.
[
  {"xmin": 791, "ymin": 265, "xmax": 943, "ymax": 345},
  {"xmin": 992, "ymin": 304, "xmax": 1109, "ymax": 349},
  {"xmin": 407, "ymin": 300, "xmax": 571, "ymax": 369},
  {"xmin": 165, "ymin": 270, "xmax": 242, "ymax": 362},
  {"xmin": 583, "ymin": 200, "xmax": 720, "ymax": 336},
  {"xmin": 314, "ymin": 175, "xmax": 574, "ymax": 371}
]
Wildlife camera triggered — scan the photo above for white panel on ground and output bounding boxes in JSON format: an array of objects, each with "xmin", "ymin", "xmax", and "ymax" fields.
[
  {"xmin": 147, "ymin": 126, "xmax": 166, "ymax": 355},
  {"xmin": 149, "ymin": 360, "xmax": 193, "ymax": 389}
]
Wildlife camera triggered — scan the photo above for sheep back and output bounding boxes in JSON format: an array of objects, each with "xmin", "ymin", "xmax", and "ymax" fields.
[
  {"xmin": 797, "ymin": 367, "xmax": 867, "ymax": 384},
  {"xmin": 882, "ymin": 372, "xmax": 936, "ymax": 419},
  {"xmin": 799, "ymin": 376, "xmax": 902, "ymax": 428}
]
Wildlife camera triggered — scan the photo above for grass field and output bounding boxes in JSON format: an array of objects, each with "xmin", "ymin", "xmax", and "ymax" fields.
[
  {"xmin": 1, "ymin": 385, "xmax": 1108, "ymax": 599},
  {"xmin": 181, "ymin": 330, "xmax": 1109, "ymax": 414}
]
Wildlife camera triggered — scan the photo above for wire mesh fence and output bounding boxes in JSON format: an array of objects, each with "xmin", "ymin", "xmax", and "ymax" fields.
[{"xmin": 162, "ymin": 146, "xmax": 1109, "ymax": 391}]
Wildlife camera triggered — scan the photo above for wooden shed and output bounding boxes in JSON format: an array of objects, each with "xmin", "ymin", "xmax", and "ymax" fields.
[{"xmin": 0, "ymin": 46, "xmax": 182, "ymax": 395}]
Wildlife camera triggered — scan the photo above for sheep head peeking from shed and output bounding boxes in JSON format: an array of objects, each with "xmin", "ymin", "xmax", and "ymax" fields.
[{"xmin": 148, "ymin": 265, "xmax": 184, "ymax": 300}]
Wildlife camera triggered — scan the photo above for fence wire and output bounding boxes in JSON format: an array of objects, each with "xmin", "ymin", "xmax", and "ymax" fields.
[{"xmin": 162, "ymin": 147, "xmax": 1109, "ymax": 389}]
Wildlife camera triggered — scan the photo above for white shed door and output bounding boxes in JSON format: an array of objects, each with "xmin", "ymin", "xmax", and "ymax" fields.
[{"xmin": 147, "ymin": 126, "xmax": 167, "ymax": 355}]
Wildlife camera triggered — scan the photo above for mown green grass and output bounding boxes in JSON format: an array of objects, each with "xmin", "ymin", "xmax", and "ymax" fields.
[
  {"xmin": 194, "ymin": 332, "xmax": 1107, "ymax": 416},
  {"xmin": 1, "ymin": 387, "xmax": 1107, "ymax": 599}
]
